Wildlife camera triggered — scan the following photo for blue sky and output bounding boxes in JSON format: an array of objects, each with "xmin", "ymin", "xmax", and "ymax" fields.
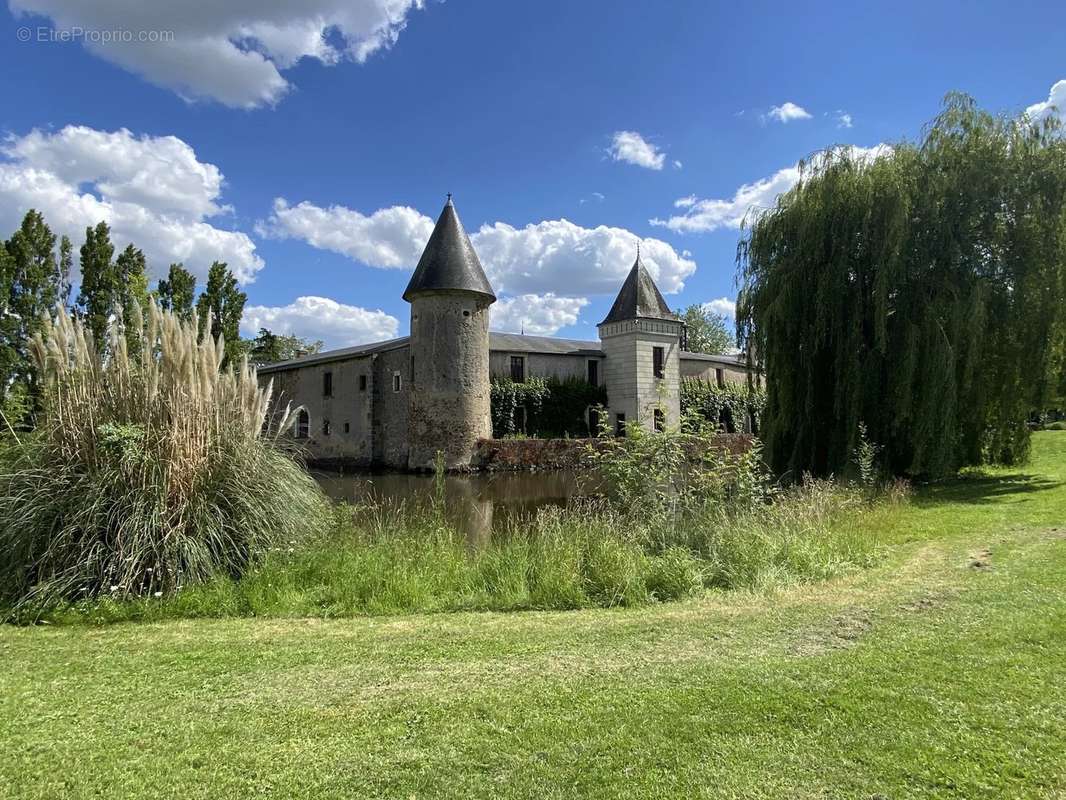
[{"xmin": 0, "ymin": 0, "xmax": 1062, "ymax": 347}]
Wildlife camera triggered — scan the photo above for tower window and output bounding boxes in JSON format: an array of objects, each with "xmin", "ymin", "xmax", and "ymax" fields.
[
  {"xmin": 615, "ymin": 413, "xmax": 626, "ymax": 437},
  {"xmin": 359, "ymin": 374, "xmax": 367, "ymax": 391},
  {"xmin": 393, "ymin": 372, "xmax": 402, "ymax": 392},
  {"xmin": 343, "ymin": 422, "xmax": 350, "ymax": 434},
  {"xmin": 510, "ymin": 355, "xmax": 525, "ymax": 383},
  {"xmin": 295, "ymin": 409, "xmax": 309, "ymax": 439},
  {"xmin": 653, "ymin": 347, "xmax": 665, "ymax": 379},
  {"xmin": 587, "ymin": 359, "xmax": 599, "ymax": 387},
  {"xmin": 323, "ymin": 371, "xmax": 333, "ymax": 397},
  {"xmin": 653, "ymin": 408, "xmax": 665, "ymax": 432}
]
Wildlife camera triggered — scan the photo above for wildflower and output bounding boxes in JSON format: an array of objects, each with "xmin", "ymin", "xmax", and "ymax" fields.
[{"xmin": 153, "ymin": 591, "xmax": 163, "ymax": 598}]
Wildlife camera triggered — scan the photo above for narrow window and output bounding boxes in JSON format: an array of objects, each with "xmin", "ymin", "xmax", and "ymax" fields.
[
  {"xmin": 516, "ymin": 405, "xmax": 527, "ymax": 433},
  {"xmin": 715, "ymin": 368, "xmax": 725, "ymax": 388},
  {"xmin": 587, "ymin": 359, "xmax": 599, "ymax": 387},
  {"xmin": 343, "ymin": 422, "xmax": 350, "ymax": 434},
  {"xmin": 410, "ymin": 356, "xmax": 415, "ymax": 383},
  {"xmin": 653, "ymin": 408, "xmax": 665, "ymax": 432},
  {"xmin": 322, "ymin": 419, "xmax": 331, "ymax": 436},
  {"xmin": 588, "ymin": 407, "xmax": 600, "ymax": 436},
  {"xmin": 359, "ymin": 374, "xmax": 367, "ymax": 391},
  {"xmin": 295, "ymin": 409, "xmax": 309, "ymax": 439},
  {"xmin": 323, "ymin": 371, "xmax": 333, "ymax": 397},
  {"xmin": 615, "ymin": 412, "xmax": 626, "ymax": 437},
  {"xmin": 510, "ymin": 355, "xmax": 525, "ymax": 383},
  {"xmin": 653, "ymin": 346, "xmax": 665, "ymax": 379},
  {"xmin": 393, "ymin": 372, "xmax": 402, "ymax": 393}
]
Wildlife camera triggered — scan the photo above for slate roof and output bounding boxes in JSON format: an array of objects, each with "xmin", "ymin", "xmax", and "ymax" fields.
[
  {"xmin": 402, "ymin": 197, "xmax": 496, "ymax": 303},
  {"xmin": 599, "ymin": 253, "xmax": 677, "ymax": 325},
  {"xmin": 257, "ymin": 332, "xmax": 748, "ymax": 374}
]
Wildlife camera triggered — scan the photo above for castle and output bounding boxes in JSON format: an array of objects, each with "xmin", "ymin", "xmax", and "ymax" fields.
[{"xmin": 258, "ymin": 198, "xmax": 755, "ymax": 470}]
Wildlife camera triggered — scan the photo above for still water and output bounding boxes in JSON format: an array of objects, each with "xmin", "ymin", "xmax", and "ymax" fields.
[{"xmin": 313, "ymin": 469, "xmax": 600, "ymax": 541}]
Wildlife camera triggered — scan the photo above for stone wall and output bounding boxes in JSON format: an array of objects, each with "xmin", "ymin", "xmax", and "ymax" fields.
[
  {"xmin": 372, "ymin": 344, "xmax": 411, "ymax": 469},
  {"xmin": 262, "ymin": 354, "xmax": 375, "ymax": 465},
  {"xmin": 407, "ymin": 291, "xmax": 492, "ymax": 471},
  {"xmin": 489, "ymin": 351, "xmax": 602, "ymax": 383}
]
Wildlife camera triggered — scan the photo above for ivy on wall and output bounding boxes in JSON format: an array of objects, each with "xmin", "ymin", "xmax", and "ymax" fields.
[
  {"xmin": 490, "ymin": 376, "xmax": 607, "ymax": 438},
  {"xmin": 680, "ymin": 378, "xmax": 766, "ymax": 434}
]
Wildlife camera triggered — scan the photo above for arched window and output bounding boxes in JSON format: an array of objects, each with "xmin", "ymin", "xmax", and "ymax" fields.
[{"xmin": 295, "ymin": 409, "xmax": 310, "ymax": 439}]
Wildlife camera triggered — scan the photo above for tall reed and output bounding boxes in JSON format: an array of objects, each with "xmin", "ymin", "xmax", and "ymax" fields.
[{"xmin": 0, "ymin": 304, "xmax": 329, "ymax": 610}]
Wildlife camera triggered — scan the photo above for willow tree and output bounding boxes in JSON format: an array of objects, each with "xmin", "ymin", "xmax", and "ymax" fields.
[{"xmin": 737, "ymin": 94, "xmax": 1066, "ymax": 479}]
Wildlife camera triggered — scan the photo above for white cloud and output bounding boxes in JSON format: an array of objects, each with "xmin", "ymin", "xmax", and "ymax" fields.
[
  {"xmin": 1025, "ymin": 79, "xmax": 1066, "ymax": 126},
  {"xmin": 0, "ymin": 125, "xmax": 262, "ymax": 282},
  {"xmin": 608, "ymin": 131, "xmax": 667, "ymax": 170},
  {"xmin": 259, "ymin": 198, "xmax": 434, "ymax": 269},
  {"xmin": 836, "ymin": 111, "xmax": 854, "ymax": 129},
  {"xmin": 9, "ymin": 0, "xmax": 425, "ymax": 108},
  {"xmin": 767, "ymin": 102, "xmax": 812, "ymax": 123},
  {"xmin": 491, "ymin": 293, "xmax": 588, "ymax": 335},
  {"xmin": 241, "ymin": 296, "xmax": 399, "ymax": 348},
  {"xmin": 702, "ymin": 297, "xmax": 736, "ymax": 319},
  {"xmin": 472, "ymin": 218, "xmax": 695, "ymax": 295},
  {"xmin": 265, "ymin": 199, "xmax": 698, "ymax": 295},
  {"xmin": 579, "ymin": 191, "xmax": 605, "ymax": 205},
  {"xmin": 651, "ymin": 144, "xmax": 891, "ymax": 234},
  {"xmin": 672, "ymin": 159, "xmax": 683, "ymax": 170}
]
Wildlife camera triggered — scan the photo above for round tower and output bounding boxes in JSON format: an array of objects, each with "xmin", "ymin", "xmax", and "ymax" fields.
[{"xmin": 403, "ymin": 196, "xmax": 496, "ymax": 471}]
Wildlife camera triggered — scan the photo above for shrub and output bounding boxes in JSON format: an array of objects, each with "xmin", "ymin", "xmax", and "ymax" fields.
[
  {"xmin": 0, "ymin": 304, "xmax": 329, "ymax": 613},
  {"xmin": 1048, "ymin": 421, "xmax": 1066, "ymax": 431}
]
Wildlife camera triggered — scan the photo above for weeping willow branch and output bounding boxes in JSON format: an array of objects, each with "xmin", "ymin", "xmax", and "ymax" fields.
[{"xmin": 737, "ymin": 92, "xmax": 1066, "ymax": 479}]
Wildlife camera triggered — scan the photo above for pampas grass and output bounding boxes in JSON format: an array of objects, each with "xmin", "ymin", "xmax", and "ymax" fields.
[{"xmin": 0, "ymin": 304, "xmax": 329, "ymax": 612}]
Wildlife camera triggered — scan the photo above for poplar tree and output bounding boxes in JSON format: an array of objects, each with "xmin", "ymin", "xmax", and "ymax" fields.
[
  {"xmin": 196, "ymin": 261, "xmax": 247, "ymax": 366},
  {"xmin": 57, "ymin": 235, "xmax": 73, "ymax": 309},
  {"xmin": 2, "ymin": 210, "xmax": 60, "ymax": 388},
  {"xmin": 737, "ymin": 94, "xmax": 1066, "ymax": 479},
  {"xmin": 76, "ymin": 221, "xmax": 117, "ymax": 347},
  {"xmin": 156, "ymin": 263, "xmax": 196, "ymax": 321}
]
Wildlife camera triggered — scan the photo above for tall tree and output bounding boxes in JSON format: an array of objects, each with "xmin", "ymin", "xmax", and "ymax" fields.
[
  {"xmin": 115, "ymin": 244, "xmax": 150, "ymax": 355},
  {"xmin": 2, "ymin": 210, "xmax": 60, "ymax": 389},
  {"xmin": 246, "ymin": 328, "xmax": 324, "ymax": 366},
  {"xmin": 156, "ymin": 263, "xmax": 196, "ymax": 321},
  {"xmin": 196, "ymin": 261, "xmax": 247, "ymax": 366},
  {"xmin": 737, "ymin": 93, "xmax": 1066, "ymax": 479},
  {"xmin": 76, "ymin": 221, "xmax": 117, "ymax": 348},
  {"xmin": 679, "ymin": 304, "xmax": 735, "ymax": 354},
  {"xmin": 57, "ymin": 235, "xmax": 73, "ymax": 310}
]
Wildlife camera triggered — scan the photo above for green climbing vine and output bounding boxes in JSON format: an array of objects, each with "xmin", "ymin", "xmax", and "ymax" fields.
[{"xmin": 680, "ymin": 378, "xmax": 766, "ymax": 433}]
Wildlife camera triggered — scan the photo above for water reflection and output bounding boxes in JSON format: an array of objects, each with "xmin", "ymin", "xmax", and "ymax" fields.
[{"xmin": 313, "ymin": 469, "xmax": 599, "ymax": 542}]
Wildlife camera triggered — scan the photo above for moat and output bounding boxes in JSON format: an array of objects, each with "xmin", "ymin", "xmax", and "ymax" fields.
[{"xmin": 313, "ymin": 469, "xmax": 599, "ymax": 539}]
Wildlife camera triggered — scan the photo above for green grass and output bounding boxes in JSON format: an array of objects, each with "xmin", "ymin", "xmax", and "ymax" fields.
[{"xmin": 1, "ymin": 432, "xmax": 1065, "ymax": 798}]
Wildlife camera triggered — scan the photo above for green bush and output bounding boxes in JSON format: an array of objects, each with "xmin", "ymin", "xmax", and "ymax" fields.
[
  {"xmin": 1047, "ymin": 421, "xmax": 1066, "ymax": 431},
  {"xmin": 0, "ymin": 304, "xmax": 329, "ymax": 615}
]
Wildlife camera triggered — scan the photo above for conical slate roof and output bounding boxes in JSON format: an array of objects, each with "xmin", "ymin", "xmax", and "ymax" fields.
[
  {"xmin": 403, "ymin": 197, "xmax": 496, "ymax": 303},
  {"xmin": 599, "ymin": 252, "xmax": 677, "ymax": 325}
]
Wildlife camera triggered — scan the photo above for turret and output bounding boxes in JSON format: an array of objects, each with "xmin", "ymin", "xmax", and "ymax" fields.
[
  {"xmin": 403, "ymin": 196, "xmax": 496, "ymax": 470},
  {"xmin": 597, "ymin": 250, "xmax": 683, "ymax": 434}
]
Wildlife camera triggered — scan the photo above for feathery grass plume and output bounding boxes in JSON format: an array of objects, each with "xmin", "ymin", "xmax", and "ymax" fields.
[{"xmin": 0, "ymin": 302, "xmax": 329, "ymax": 613}]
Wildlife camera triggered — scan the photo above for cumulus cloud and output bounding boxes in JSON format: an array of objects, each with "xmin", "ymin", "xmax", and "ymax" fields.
[
  {"xmin": 241, "ymin": 296, "xmax": 399, "ymax": 348},
  {"xmin": 472, "ymin": 218, "xmax": 695, "ymax": 295},
  {"xmin": 1025, "ymin": 79, "xmax": 1066, "ymax": 126},
  {"xmin": 491, "ymin": 293, "xmax": 588, "ymax": 336},
  {"xmin": 651, "ymin": 144, "xmax": 891, "ymax": 234},
  {"xmin": 836, "ymin": 111, "xmax": 854, "ymax": 129},
  {"xmin": 608, "ymin": 131, "xmax": 667, "ymax": 170},
  {"xmin": 9, "ymin": 0, "xmax": 425, "ymax": 108},
  {"xmin": 702, "ymin": 296, "xmax": 736, "ymax": 319},
  {"xmin": 265, "ymin": 199, "xmax": 698, "ymax": 295},
  {"xmin": 0, "ymin": 125, "xmax": 262, "ymax": 282},
  {"xmin": 766, "ymin": 102, "xmax": 812, "ymax": 123},
  {"xmin": 259, "ymin": 198, "xmax": 434, "ymax": 269}
]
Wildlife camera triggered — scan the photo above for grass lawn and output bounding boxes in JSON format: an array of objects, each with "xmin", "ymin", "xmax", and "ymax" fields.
[{"xmin": 2, "ymin": 433, "xmax": 1065, "ymax": 799}]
